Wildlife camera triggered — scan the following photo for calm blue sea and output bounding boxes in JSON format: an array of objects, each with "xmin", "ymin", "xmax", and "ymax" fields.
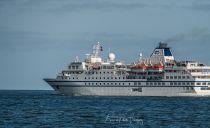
[{"xmin": 0, "ymin": 90, "xmax": 210, "ymax": 128}]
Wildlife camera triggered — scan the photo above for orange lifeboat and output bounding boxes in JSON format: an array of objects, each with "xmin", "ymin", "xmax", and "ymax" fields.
[
  {"xmin": 132, "ymin": 62, "xmax": 148, "ymax": 70},
  {"xmin": 153, "ymin": 62, "xmax": 164, "ymax": 70}
]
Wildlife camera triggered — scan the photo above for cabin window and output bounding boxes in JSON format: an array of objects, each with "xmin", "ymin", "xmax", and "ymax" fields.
[
  {"xmin": 132, "ymin": 87, "xmax": 142, "ymax": 92},
  {"xmin": 158, "ymin": 82, "xmax": 161, "ymax": 85},
  {"xmin": 208, "ymin": 83, "xmax": 210, "ymax": 85},
  {"xmin": 202, "ymin": 82, "xmax": 206, "ymax": 85},
  {"xmin": 170, "ymin": 76, "xmax": 173, "ymax": 79},
  {"xmin": 150, "ymin": 82, "xmax": 153, "ymax": 86},
  {"xmin": 174, "ymin": 76, "xmax": 177, "ymax": 79},
  {"xmin": 170, "ymin": 82, "xmax": 173, "ymax": 85},
  {"xmin": 182, "ymin": 76, "xmax": 186, "ymax": 79},
  {"xmin": 166, "ymin": 76, "xmax": 169, "ymax": 79},
  {"xmin": 196, "ymin": 82, "xmax": 201, "ymax": 85},
  {"xmin": 201, "ymin": 87, "xmax": 208, "ymax": 90},
  {"xmin": 191, "ymin": 82, "xmax": 194, "ymax": 85},
  {"xmin": 178, "ymin": 76, "xmax": 181, "ymax": 79},
  {"xmin": 162, "ymin": 82, "xmax": 165, "ymax": 86}
]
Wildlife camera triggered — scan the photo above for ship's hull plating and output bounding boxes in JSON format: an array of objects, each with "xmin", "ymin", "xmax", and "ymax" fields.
[{"xmin": 44, "ymin": 79, "xmax": 210, "ymax": 96}]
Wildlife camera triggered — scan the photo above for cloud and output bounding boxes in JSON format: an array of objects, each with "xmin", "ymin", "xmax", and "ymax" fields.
[
  {"xmin": 184, "ymin": 0, "xmax": 210, "ymax": 12},
  {"xmin": 49, "ymin": 0, "xmax": 148, "ymax": 13},
  {"xmin": 0, "ymin": 0, "xmax": 149, "ymax": 14}
]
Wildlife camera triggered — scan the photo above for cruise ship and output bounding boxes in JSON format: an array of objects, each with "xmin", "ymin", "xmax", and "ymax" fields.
[{"xmin": 44, "ymin": 42, "xmax": 210, "ymax": 96}]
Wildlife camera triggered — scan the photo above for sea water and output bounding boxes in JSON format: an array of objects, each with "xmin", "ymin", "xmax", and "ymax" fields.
[{"xmin": 0, "ymin": 90, "xmax": 210, "ymax": 128}]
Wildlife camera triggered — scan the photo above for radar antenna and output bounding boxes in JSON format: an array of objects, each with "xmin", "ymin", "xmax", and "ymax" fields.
[{"xmin": 92, "ymin": 42, "xmax": 103, "ymax": 57}]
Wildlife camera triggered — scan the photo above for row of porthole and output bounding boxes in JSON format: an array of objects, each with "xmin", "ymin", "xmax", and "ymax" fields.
[
  {"xmin": 84, "ymin": 82, "xmax": 131, "ymax": 86},
  {"xmin": 84, "ymin": 77, "xmax": 125, "ymax": 80},
  {"xmin": 166, "ymin": 76, "xmax": 190, "ymax": 79}
]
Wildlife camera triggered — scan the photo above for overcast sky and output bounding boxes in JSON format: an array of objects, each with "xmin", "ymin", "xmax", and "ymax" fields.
[{"xmin": 0, "ymin": 0, "xmax": 210, "ymax": 90}]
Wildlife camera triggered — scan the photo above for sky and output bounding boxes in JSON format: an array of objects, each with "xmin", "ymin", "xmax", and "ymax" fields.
[{"xmin": 0, "ymin": 0, "xmax": 210, "ymax": 90}]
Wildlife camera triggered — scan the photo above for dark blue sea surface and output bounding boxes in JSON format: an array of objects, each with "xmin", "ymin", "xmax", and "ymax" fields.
[{"xmin": 0, "ymin": 90, "xmax": 210, "ymax": 128}]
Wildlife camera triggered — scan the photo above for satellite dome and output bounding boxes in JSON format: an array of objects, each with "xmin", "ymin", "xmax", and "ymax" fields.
[{"xmin": 108, "ymin": 53, "xmax": 116, "ymax": 61}]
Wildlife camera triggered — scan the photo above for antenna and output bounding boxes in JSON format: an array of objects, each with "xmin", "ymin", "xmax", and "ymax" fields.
[
  {"xmin": 139, "ymin": 53, "xmax": 143, "ymax": 62},
  {"xmin": 75, "ymin": 56, "xmax": 79, "ymax": 62},
  {"xmin": 92, "ymin": 42, "xmax": 102, "ymax": 57}
]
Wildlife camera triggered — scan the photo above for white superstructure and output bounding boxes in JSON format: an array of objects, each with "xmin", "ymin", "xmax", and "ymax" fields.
[{"xmin": 44, "ymin": 42, "xmax": 210, "ymax": 96}]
